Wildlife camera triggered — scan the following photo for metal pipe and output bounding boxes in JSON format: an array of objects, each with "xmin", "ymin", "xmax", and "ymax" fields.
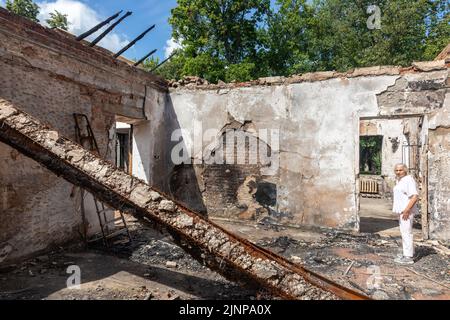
[
  {"xmin": 134, "ymin": 49, "xmax": 157, "ymax": 67},
  {"xmin": 114, "ymin": 25, "xmax": 155, "ymax": 58},
  {"xmin": 150, "ymin": 51, "xmax": 178, "ymax": 72},
  {"xmin": 89, "ymin": 11, "xmax": 133, "ymax": 47},
  {"xmin": 76, "ymin": 10, "xmax": 123, "ymax": 41}
]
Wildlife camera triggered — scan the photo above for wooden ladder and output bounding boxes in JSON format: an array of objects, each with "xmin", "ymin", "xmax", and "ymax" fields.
[{"xmin": 73, "ymin": 113, "xmax": 132, "ymax": 247}]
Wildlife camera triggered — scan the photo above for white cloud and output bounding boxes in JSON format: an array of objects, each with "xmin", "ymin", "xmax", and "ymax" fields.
[
  {"xmin": 164, "ymin": 37, "xmax": 182, "ymax": 58},
  {"xmin": 36, "ymin": 0, "xmax": 128, "ymax": 53}
]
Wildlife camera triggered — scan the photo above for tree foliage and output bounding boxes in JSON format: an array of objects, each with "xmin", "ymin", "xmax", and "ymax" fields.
[
  {"xmin": 163, "ymin": 0, "xmax": 270, "ymax": 82},
  {"xmin": 261, "ymin": 0, "xmax": 316, "ymax": 76},
  {"xmin": 46, "ymin": 10, "xmax": 69, "ymax": 31},
  {"xmin": 225, "ymin": 62, "xmax": 256, "ymax": 82},
  {"xmin": 307, "ymin": 0, "xmax": 449, "ymax": 71},
  {"xmin": 170, "ymin": 0, "xmax": 270, "ymax": 64},
  {"xmin": 360, "ymin": 136, "xmax": 382, "ymax": 175},
  {"xmin": 6, "ymin": 0, "xmax": 40, "ymax": 22},
  {"xmin": 149, "ymin": 0, "xmax": 449, "ymax": 83},
  {"xmin": 142, "ymin": 51, "xmax": 187, "ymax": 81}
]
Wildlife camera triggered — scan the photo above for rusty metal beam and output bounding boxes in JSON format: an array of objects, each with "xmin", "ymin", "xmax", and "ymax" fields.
[
  {"xmin": 114, "ymin": 25, "xmax": 155, "ymax": 58},
  {"xmin": 0, "ymin": 99, "xmax": 369, "ymax": 300},
  {"xmin": 150, "ymin": 50, "xmax": 177, "ymax": 72},
  {"xmin": 90, "ymin": 11, "xmax": 133, "ymax": 47},
  {"xmin": 134, "ymin": 49, "xmax": 157, "ymax": 67},
  {"xmin": 76, "ymin": 10, "xmax": 123, "ymax": 41}
]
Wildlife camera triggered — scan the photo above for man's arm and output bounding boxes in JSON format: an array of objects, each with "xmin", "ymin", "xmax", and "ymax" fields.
[{"xmin": 402, "ymin": 195, "xmax": 418, "ymax": 220}]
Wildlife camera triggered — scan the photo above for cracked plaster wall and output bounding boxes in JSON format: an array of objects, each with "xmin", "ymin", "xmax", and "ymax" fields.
[
  {"xmin": 143, "ymin": 70, "xmax": 450, "ymax": 239},
  {"xmin": 375, "ymin": 70, "xmax": 449, "ymax": 240},
  {"xmin": 161, "ymin": 76, "xmax": 400, "ymax": 231},
  {"xmin": 427, "ymin": 92, "xmax": 450, "ymax": 240}
]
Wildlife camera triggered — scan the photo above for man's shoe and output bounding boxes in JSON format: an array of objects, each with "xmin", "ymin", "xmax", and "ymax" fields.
[{"xmin": 394, "ymin": 256, "xmax": 414, "ymax": 265}]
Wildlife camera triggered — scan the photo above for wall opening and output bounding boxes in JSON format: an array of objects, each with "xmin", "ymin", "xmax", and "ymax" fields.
[
  {"xmin": 360, "ymin": 135, "xmax": 382, "ymax": 176},
  {"xmin": 358, "ymin": 118, "xmax": 423, "ymax": 237},
  {"xmin": 115, "ymin": 122, "xmax": 132, "ymax": 174}
]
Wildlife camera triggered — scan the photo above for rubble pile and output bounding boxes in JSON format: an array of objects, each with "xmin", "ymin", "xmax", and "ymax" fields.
[
  {"xmin": 256, "ymin": 231, "xmax": 450, "ymax": 300},
  {"xmin": 167, "ymin": 62, "xmax": 448, "ymax": 91},
  {"xmin": 168, "ymin": 76, "xmax": 210, "ymax": 88}
]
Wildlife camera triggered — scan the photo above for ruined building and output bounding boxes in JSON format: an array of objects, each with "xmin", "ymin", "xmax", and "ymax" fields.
[{"xmin": 0, "ymin": 7, "xmax": 449, "ymax": 292}]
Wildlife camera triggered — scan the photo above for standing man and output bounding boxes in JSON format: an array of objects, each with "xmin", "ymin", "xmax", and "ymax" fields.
[{"xmin": 392, "ymin": 163, "xmax": 418, "ymax": 265}]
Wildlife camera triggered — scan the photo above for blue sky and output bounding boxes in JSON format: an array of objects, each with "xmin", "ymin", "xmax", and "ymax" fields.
[
  {"xmin": 0, "ymin": 0, "xmax": 282, "ymax": 61},
  {"xmin": 0, "ymin": 0, "xmax": 179, "ymax": 61},
  {"xmin": 80, "ymin": 0, "xmax": 179, "ymax": 60}
]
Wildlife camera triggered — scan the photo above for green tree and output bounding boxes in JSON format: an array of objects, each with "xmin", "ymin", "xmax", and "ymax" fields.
[
  {"xmin": 306, "ymin": 0, "xmax": 449, "ymax": 71},
  {"xmin": 261, "ymin": 0, "xmax": 316, "ymax": 76},
  {"xmin": 46, "ymin": 10, "xmax": 69, "ymax": 31},
  {"xmin": 6, "ymin": 0, "xmax": 40, "ymax": 22},
  {"xmin": 143, "ymin": 51, "xmax": 226, "ymax": 83},
  {"xmin": 423, "ymin": 0, "xmax": 450, "ymax": 60},
  {"xmin": 182, "ymin": 54, "xmax": 226, "ymax": 83},
  {"xmin": 169, "ymin": 0, "xmax": 271, "ymax": 82},
  {"xmin": 225, "ymin": 62, "xmax": 256, "ymax": 82},
  {"xmin": 158, "ymin": 0, "xmax": 449, "ymax": 82},
  {"xmin": 142, "ymin": 52, "xmax": 187, "ymax": 81},
  {"xmin": 260, "ymin": 0, "xmax": 450, "ymax": 76},
  {"xmin": 360, "ymin": 136, "xmax": 382, "ymax": 175}
]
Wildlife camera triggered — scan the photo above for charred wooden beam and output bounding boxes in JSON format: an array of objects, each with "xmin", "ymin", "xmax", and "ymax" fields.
[{"xmin": 0, "ymin": 99, "xmax": 369, "ymax": 300}]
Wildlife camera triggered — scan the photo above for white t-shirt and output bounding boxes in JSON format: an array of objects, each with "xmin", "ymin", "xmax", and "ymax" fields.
[{"xmin": 392, "ymin": 175, "xmax": 419, "ymax": 215}]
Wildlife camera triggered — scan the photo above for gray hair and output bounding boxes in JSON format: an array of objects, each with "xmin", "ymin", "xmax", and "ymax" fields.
[{"xmin": 394, "ymin": 163, "xmax": 408, "ymax": 172}]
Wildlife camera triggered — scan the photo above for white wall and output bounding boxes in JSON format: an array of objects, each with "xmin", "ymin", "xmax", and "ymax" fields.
[{"xmin": 163, "ymin": 76, "xmax": 399, "ymax": 230}]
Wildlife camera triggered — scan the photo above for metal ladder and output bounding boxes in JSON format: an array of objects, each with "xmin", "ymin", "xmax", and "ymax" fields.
[{"xmin": 73, "ymin": 113, "xmax": 132, "ymax": 247}]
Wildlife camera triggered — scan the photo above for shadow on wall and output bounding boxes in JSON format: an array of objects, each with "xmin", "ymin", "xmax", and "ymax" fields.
[
  {"xmin": 162, "ymin": 96, "xmax": 290, "ymax": 225},
  {"xmin": 199, "ymin": 129, "xmax": 284, "ymax": 223},
  {"xmin": 164, "ymin": 96, "xmax": 207, "ymax": 216},
  {"xmin": 162, "ymin": 97, "xmax": 285, "ymax": 224}
]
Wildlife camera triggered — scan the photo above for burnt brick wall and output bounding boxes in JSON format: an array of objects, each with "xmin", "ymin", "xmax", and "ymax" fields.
[{"xmin": 0, "ymin": 8, "xmax": 166, "ymax": 263}]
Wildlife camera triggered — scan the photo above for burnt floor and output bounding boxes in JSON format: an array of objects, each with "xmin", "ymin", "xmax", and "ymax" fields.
[
  {"xmin": 0, "ymin": 218, "xmax": 259, "ymax": 300},
  {"xmin": 0, "ymin": 214, "xmax": 448, "ymax": 300},
  {"xmin": 359, "ymin": 197, "xmax": 422, "ymax": 237},
  {"xmin": 216, "ymin": 219, "xmax": 449, "ymax": 300}
]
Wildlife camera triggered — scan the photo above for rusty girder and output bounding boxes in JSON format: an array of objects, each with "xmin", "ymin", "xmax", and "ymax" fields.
[{"xmin": 0, "ymin": 99, "xmax": 369, "ymax": 300}]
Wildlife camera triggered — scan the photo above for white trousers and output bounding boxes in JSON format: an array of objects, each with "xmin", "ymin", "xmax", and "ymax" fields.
[{"xmin": 399, "ymin": 213, "xmax": 414, "ymax": 258}]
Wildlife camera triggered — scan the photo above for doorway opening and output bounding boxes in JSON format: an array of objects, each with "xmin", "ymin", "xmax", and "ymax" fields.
[
  {"xmin": 115, "ymin": 121, "xmax": 132, "ymax": 174},
  {"xmin": 358, "ymin": 118, "xmax": 423, "ymax": 237}
]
